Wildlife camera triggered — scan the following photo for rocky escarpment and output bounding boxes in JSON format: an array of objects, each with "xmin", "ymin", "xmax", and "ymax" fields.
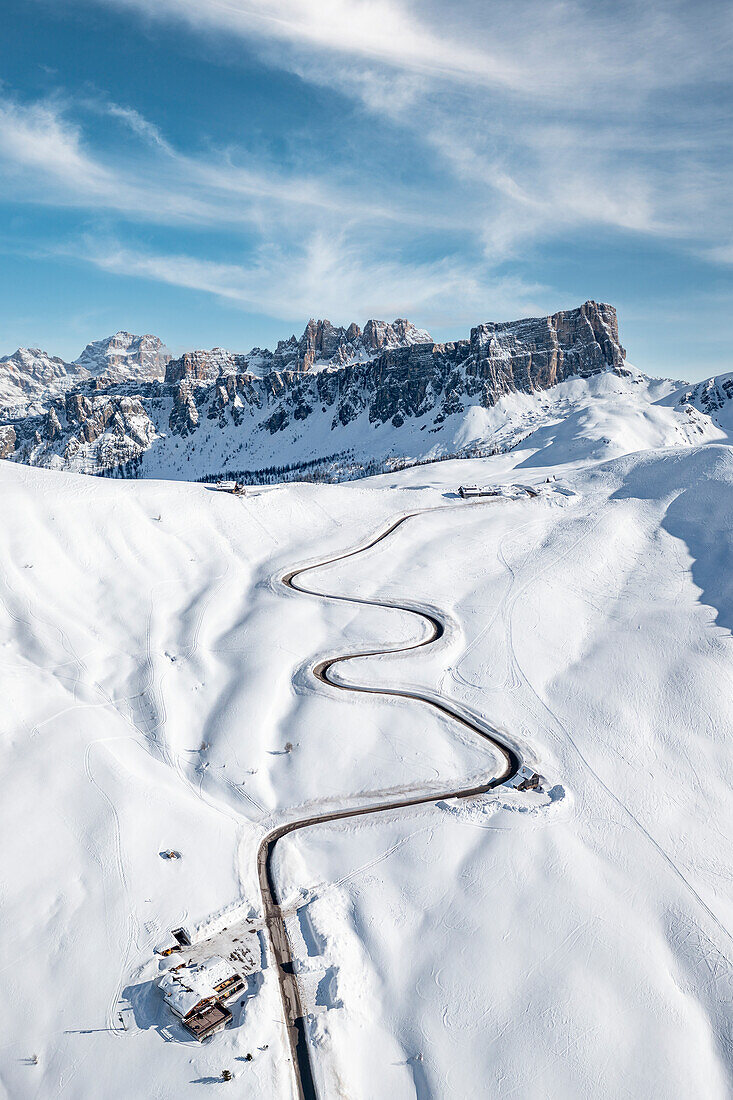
[
  {"xmin": 168, "ymin": 300, "xmax": 624, "ymax": 437},
  {"xmin": 0, "ymin": 423, "xmax": 17, "ymax": 458},
  {"xmin": 165, "ymin": 348, "xmax": 252, "ymax": 385},
  {"xmin": 3, "ymin": 302, "xmax": 627, "ymax": 476},
  {"xmin": 74, "ymin": 332, "xmax": 171, "ymax": 382},
  {"xmin": 470, "ymin": 300, "xmax": 624, "ymax": 391},
  {"xmin": 165, "ymin": 317, "xmax": 432, "ymax": 384},
  {"xmin": 14, "ymin": 388, "xmax": 159, "ymax": 471}
]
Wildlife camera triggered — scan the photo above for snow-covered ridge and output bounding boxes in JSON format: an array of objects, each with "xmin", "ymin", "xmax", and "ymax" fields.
[
  {"xmin": 677, "ymin": 372, "xmax": 733, "ymax": 435},
  {"xmin": 3, "ymin": 301, "xmax": 730, "ymax": 482},
  {"xmin": 0, "ymin": 347, "xmax": 89, "ymax": 415},
  {"xmin": 0, "ymin": 331, "xmax": 171, "ymax": 415}
]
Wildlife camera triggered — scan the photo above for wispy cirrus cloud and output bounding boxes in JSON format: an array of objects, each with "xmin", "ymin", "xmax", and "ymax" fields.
[
  {"xmin": 73, "ymin": 0, "xmax": 733, "ymax": 263},
  {"xmin": 704, "ymin": 243, "xmax": 733, "ymax": 265},
  {"xmin": 89, "ymin": 0, "xmax": 527, "ymax": 93},
  {"xmin": 70, "ymin": 232, "xmax": 547, "ymax": 326},
  {"xmin": 0, "ymin": 91, "xmax": 543, "ymax": 325},
  {"xmin": 103, "ymin": 102, "xmax": 173, "ymax": 152},
  {"xmin": 0, "ymin": 93, "xmax": 466, "ymax": 232},
  {"xmin": 0, "ymin": 97, "xmax": 119, "ymax": 197},
  {"xmin": 4, "ymin": 0, "xmax": 733, "ymax": 361},
  {"xmin": 89, "ymin": 0, "xmax": 731, "ymax": 100}
]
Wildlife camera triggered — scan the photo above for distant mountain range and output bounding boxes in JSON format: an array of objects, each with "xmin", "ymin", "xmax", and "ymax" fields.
[
  {"xmin": 0, "ymin": 332, "xmax": 172, "ymax": 414},
  {"xmin": 1, "ymin": 302, "xmax": 731, "ymax": 482},
  {"xmin": 0, "ymin": 319, "xmax": 430, "ymax": 415}
]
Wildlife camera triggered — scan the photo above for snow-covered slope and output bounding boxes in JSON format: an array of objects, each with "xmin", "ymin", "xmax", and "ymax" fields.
[
  {"xmin": 1, "ymin": 427, "xmax": 732, "ymax": 1097},
  {"xmin": 674, "ymin": 371, "xmax": 733, "ymax": 436},
  {"xmin": 1, "ymin": 294, "xmax": 732, "ymax": 1097},
  {"xmin": 273, "ymin": 443, "xmax": 733, "ymax": 1098}
]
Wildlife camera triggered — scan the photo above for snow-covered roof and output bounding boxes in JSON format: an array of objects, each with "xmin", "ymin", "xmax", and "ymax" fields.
[
  {"xmin": 159, "ymin": 955, "xmax": 240, "ymax": 1018},
  {"xmin": 194, "ymin": 956, "xmax": 238, "ymax": 989},
  {"xmin": 159, "ymin": 973, "xmax": 208, "ymax": 1019}
]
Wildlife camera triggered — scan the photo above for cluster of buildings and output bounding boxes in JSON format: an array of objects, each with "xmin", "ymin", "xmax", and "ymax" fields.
[
  {"xmin": 458, "ymin": 484, "xmax": 501, "ymax": 498},
  {"xmin": 458, "ymin": 483, "xmax": 539, "ymax": 499},
  {"xmin": 158, "ymin": 956, "xmax": 246, "ymax": 1041}
]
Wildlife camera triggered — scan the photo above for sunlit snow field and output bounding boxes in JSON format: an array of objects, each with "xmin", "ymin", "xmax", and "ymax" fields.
[{"xmin": 1, "ymin": 427, "xmax": 732, "ymax": 1096}]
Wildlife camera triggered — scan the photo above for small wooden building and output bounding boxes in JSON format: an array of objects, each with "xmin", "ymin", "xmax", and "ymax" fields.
[{"xmin": 210, "ymin": 481, "xmax": 246, "ymax": 496}]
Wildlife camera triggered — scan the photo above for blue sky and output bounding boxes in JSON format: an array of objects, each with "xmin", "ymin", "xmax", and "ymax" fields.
[{"xmin": 1, "ymin": 0, "xmax": 731, "ymax": 379}]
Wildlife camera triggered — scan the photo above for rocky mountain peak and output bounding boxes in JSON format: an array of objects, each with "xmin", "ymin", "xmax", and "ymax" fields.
[
  {"xmin": 0, "ymin": 346, "xmax": 88, "ymax": 413},
  {"xmin": 362, "ymin": 318, "xmax": 431, "ymax": 352},
  {"xmin": 288, "ymin": 316, "xmax": 433, "ymax": 372},
  {"xmin": 3, "ymin": 347, "xmax": 71, "ymax": 374},
  {"xmin": 164, "ymin": 316, "xmax": 435, "ymax": 383},
  {"xmin": 74, "ymin": 331, "xmax": 171, "ymax": 381}
]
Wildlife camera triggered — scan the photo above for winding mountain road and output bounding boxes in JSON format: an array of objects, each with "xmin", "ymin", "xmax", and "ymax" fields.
[{"xmin": 256, "ymin": 504, "xmax": 524, "ymax": 1100}]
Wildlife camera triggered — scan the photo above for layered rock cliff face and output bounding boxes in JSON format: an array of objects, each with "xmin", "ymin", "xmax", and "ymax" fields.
[
  {"xmin": 2, "ymin": 302, "xmax": 628, "ymax": 478},
  {"xmin": 164, "ymin": 317, "xmax": 433, "ymax": 384},
  {"xmin": 470, "ymin": 300, "xmax": 624, "ymax": 392},
  {"xmin": 165, "ymin": 300, "xmax": 623, "ymax": 436},
  {"xmin": 74, "ymin": 332, "xmax": 171, "ymax": 382}
]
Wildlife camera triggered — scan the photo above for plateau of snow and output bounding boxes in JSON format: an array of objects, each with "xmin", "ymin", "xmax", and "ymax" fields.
[{"xmin": 1, "ymin": 398, "xmax": 732, "ymax": 1096}]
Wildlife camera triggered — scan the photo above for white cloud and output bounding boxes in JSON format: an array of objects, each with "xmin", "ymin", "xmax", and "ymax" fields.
[
  {"xmin": 704, "ymin": 243, "xmax": 733, "ymax": 265},
  {"xmin": 75, "ymin": 233, "xmax": 547, "ymax": 327},
  {"xmin": 0, "ymin": 93, "xmax": 466, "ymax": 235},
  {"xmin": 73, "ymin": 0, "xmax": 733, "ymax": 266},
  {"xmin": 91, "ymin": 0, "xmax": 730, "ymax": 102},
  {"xmin": 5, "ymin": 0, "xmax": 733, "ymax": 338},
  {"xmin": 104, "ymin": 102, "xmax": 173, "ymax": 152},
  {"xmin": 94, "ymin": 0, "xmax": 528, "ymax": 93},
  {"xmin": 0, "ymin": 98, "xmax": 118, "ymax": 197}
]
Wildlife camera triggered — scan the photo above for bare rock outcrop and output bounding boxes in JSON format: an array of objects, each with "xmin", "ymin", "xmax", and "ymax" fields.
[
  {"xmin": 0, "ymin": 424, "xmax": 16, "ymax": 458},
  {"xmin": 74, "ymin": 332, "xmax": 171, "ymax": 382}
]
